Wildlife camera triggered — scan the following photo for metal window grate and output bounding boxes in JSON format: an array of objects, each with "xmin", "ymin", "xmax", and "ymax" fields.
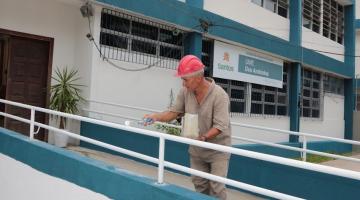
[
  {"xmin": 100, "ymin": 8, "xmax": 185, "ymax": 70},
  {"xmin": 301, "ymin": 68, "xmax": 321, "ymax": 118},
  {"xmin": 251, "ymin": 0, "xmax": 288, "ymax": 18},
  {"xmin": 323, "ymin": 74, "xmax": 344, "ymax": 95},
  {"xmin": 250, "ymin": 64, "xmax": 289, "ymax": 116}
]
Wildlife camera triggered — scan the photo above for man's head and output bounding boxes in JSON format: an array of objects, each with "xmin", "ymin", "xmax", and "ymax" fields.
[{"xmin": 176, "ymin": 55, "xmax": 205, "ymax": 91}]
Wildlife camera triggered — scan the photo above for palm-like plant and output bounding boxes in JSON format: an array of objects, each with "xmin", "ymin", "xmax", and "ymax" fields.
[{"xmin": 50, "ymin": 67, "xmax": 84, "ymax": 129}]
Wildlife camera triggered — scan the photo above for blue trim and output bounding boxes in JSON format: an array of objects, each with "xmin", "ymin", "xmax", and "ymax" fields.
[
  {"xmin": 0, "ymin": 128, "xmax": 213, "ymax": 200},
  {"xmin": 344, "ymin": 5, "xmax": 356, "ymax": 139},
  {"xmin": 289, "ymin": 63, "xmax": 301, "ymax": 142},
  {"xmin": 184, "ymin": 32, "xmax": 202, "ymax": 58},
  {"xmin": 344, "ymin": 79, "xmax": 355, "ymax": 139},
  {"xmin": 80, "ymin": 122, "xmax": 360, "ymax": 200},
  {"xmin": 289, "ymin": 0, "xmax": 301, "ymax": 45},
  {"xmin": 186, "ymin": 0, "xmax": 203, "ymax": 8},
  {"xmin": 96, "ymin": 0, "xmax": 353, "ymax": 77},
  {"xmin": 356, "ymin": 19, "xmax": 360, "ymax": 29}
]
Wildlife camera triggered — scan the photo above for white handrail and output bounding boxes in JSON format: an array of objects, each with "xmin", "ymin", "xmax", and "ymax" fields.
[
  {"xmin": 83, "ymin": 107, "xmax": 360, "ymax": 163},
  {"xmin": 87, "ymin": 99, "xmax": 360, "ymax": 145},
  {"xmin": 0, "ymin": 99, "xmax": 303, "ymax": 200},
  {"xmin": 2, "ymin": 100, "xmax": 360, "ymax": 182}
]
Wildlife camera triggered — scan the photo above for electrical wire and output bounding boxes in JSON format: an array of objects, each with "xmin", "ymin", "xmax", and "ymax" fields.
[{"xmin": 86, "ymin": 12, "xmax": 201, "ymax": 72}]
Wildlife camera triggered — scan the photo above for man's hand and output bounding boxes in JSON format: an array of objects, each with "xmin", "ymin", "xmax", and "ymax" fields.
[{"xmin": 143, "ymin": 114, "xmax": 157, "ymax": 126}]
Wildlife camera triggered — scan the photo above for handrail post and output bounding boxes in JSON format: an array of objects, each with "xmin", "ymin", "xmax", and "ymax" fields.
[
  {"xmin": 302, "ymin": 136, "xmax": 307, "ymax": 162},
  {"xmin": 157, "ymin": 136, "xmax": 165, "ymax": 184},
  {"xmin": 30, "ymin": 107, "xmax": 35, "ymax": 140}
]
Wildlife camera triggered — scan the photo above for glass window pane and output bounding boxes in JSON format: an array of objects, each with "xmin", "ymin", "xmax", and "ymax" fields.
[
  {"xmin": 231, "ymin": 101, "xmax": 245, "ymax": 113},
  {"xmin": 251, "ymin": 103, "xmax": 263, "ymax": 114}
]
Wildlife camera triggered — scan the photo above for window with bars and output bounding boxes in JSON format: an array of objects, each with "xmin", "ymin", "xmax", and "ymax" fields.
[
  {"xmin": 250, "ymin": 65, "xmax": 289, "ymax": 116},
  {"xmin": 303, "ymin": 0, "xmax": 321, "ymax": 33},
  {"xmin": 99, "ymin": 8, "xmax": 185, "ymax": 69},
  {"xmin": 251, "ymin": 0, "xmax": 289, "ymax": 18},
  {"xmin": 323, "ymin": 74, "xmax": 344, "ymax": 95},
  {"xmin": 201, "ymin": 39, "xmax": 289, "ymax": 116},
  {"xmin": 301, "ymin": 69, "xmax": 321, "ymax": 118},
  {"xmin": 302, "ymin": 0, "xmax": 344, "ymax": 44},
  {"xmin": 322, "ymin": 0, "xmax": 344, "ymax": 44}
]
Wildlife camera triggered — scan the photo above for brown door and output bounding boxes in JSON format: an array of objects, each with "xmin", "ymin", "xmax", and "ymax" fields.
[{"xmin": 4, "ymin": 36, "xmax": 51, "ymax": 140}]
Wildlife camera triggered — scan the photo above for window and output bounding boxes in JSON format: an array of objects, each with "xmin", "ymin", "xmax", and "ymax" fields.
[
  {"xmin": 250, "ymin": 65, "xmax": 289, "ymax": 116},
  {"xmin": 99, "ymin": 8, "xmax": 185, "ymax": 69},
  {"xmin": 302, "ymin": 0, "xmax": 321, "ymax": 33},
  {"xmin": 251, "ymin": 0, "xmax": 288, "ymax": 18},
  {"xmin": 323, "ymin": 74, "xmax": 344, "ymax": 95},
  {"xmin": 303, "ymin": 0, "xmax": 344, "ymax": 44},
  {"xmin": 322, "ymin": 0, "xmax": 344, "ymax": 44},
  {"xmin": 301, "ymin": 69, "xmax": 321, "ymax": 118}
]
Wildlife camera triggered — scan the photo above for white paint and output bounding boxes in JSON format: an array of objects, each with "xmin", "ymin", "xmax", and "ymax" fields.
[
  {"xmin": 0, "ymin": 153, "xmax": 110, "ymax": 200},
  {"xmin": 231, "ymin": 116, "xmax": 290, "ymax": 144},
  {"xmin": 203, "ymin": 0, "xmax": 290, "ymax": 40},
  {"xmin": 86, "ymin": 5, "xmax": 182, "ymax": 123},
  {"xmin": 357, "ymin": 0, "xmax": 360, "ymax": 19},
  {"xmin": 302, "ymin": 27, "xmax": 344, "ymax": 62},
  {"xmin": 356, "ymin": 31, "xmax": 360, "ymax": 76},
  {"xmin": 0, "ymin": 0, "xmax": 92, "ymax": 144},
  {"xmin": 300, "ymin": 93, "xmax": 345, "ymax": 141}
]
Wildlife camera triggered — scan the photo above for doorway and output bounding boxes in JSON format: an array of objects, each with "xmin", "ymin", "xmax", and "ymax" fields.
[{"xmin": 0, "ymin": 29, "xmax": 53, "ymax": 141}]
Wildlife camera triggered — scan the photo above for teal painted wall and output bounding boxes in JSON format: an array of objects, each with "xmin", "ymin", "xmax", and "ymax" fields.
[
  {"xmin": 288, "ymin": 0, "xmax": 302, "ymax": 142},
  {"xmin": 0, "ymin": 128, "xmax": 213, "ymax": 200},
  {"xmin": 344, "ymin": 5, "xmax": 356, "ymax": 139},
  {"xmin": 80, "ymin": 122, "xmax": 359, "ymax": 200}
]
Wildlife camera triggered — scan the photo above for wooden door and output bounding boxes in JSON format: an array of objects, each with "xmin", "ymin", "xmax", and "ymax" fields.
[{"xmin": 4, "ymin": 36, "xmax": 51, "ymax": 140}]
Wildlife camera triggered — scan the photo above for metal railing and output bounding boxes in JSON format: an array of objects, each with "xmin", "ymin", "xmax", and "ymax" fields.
[
  {"xmin": 85, "ymin": 99, "xmax": 360, "ymax": 163},
  {"xmin": 3, "ymin": 99, "xmax": 360, "ymax": 199}
]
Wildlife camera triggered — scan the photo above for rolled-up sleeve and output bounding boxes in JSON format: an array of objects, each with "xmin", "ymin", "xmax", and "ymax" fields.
[
  {"xmin": 168, "ymin": 88, "xmax": 185, "ymax": 114},
  {"xmin": 213, "ymin": 92, "xmax": 230, "ymax": 132}
]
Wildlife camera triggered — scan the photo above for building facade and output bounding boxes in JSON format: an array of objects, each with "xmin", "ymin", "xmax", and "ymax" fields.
[{"xmin": 0, "ymin": 0, "xmax": 358, "ymax": 144}]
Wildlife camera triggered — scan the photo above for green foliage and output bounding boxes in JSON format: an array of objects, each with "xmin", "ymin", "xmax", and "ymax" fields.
[
  {"xmin": 50, "ymin": 67, "xmax": 85, "ymax": 128},
  {"xmin": 155, "ymin": 121, "xmax": 181, "ymax": 136},
  {"xmin": 293, "ymin": 152, "xmax": 352, "ymax": 163}
]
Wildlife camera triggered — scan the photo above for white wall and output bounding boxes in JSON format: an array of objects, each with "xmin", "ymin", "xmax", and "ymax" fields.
[
  {"xmin": 0, "ymin": 153, "xmax": 109, "ymax": 200},
  {"xmin": 0, "ymin": 0, "xmax": 91, "ymax": 144},
  {"xmin": 231, "ymin": 116, "xmax": 290, "ymax": 144},
  {"xmin": 86, "ymin": 5, "xmax": 183, "ymax": 122},
  {"xmin": 302, "ymin": 28, "xmax": 345, "ymax": 62},
  {"xmin": 300, "ymin": 93, "xmax": 345, "ymax": 141},
  {"xmin": 356, "ymin": 0, "xmax": 360, "ymax": 19},
  {"xmin": 356, "ymin": 31, "xmax": 360, "ymax": 76},
  {"xmin": 203, "ymin": 0, "xmax": 289, "ymax": 41}
]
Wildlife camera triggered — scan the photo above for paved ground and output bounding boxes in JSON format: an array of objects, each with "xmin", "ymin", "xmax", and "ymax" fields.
[
  {"xmin": 66, "ymin": 146, "xmax": 263, "ymax": 200},
  {"xmin": 321, "ymin": 153, "xmax": 360, "ymax": 172}
]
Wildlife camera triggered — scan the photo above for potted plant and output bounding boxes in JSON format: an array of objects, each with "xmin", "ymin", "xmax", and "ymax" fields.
[{"xmin": 50, "ymin": 67, "xmax": 84, "ymax": 147}]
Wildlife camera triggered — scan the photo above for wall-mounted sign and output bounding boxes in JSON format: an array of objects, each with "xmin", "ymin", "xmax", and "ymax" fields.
[{"xmin": 213, "ymin": 41, "xmax": 283, "ymax": 88}]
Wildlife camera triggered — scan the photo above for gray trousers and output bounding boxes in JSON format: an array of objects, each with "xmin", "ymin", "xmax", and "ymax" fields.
[{"xmin": 190, "ymin": 156, "xmax": 229, "ymax": 200}]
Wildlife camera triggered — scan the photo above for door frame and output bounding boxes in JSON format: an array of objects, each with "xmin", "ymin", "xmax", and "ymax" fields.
[{"xmin": 0, "ymin": 28, "xmax": 54, "ymax": 141}]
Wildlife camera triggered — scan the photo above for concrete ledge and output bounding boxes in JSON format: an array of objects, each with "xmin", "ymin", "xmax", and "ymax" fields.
[{"xmin": 0, "ymin": 128, "xmax": 214, "ymax": 200}]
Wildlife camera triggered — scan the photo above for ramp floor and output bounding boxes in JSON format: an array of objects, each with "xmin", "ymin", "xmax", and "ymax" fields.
[{"xmin": 66, "ymin": 146, "xmax": 263, "ymax": 200}]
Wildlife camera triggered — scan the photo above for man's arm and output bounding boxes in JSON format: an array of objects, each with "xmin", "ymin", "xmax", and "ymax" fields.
[
  {"xmin": 198, "ymin": 127, "xmax": 221, "ymax": 141},
  {"xmin": 144, "ymin": 111, "xmax": 179, "ymax": 124}
]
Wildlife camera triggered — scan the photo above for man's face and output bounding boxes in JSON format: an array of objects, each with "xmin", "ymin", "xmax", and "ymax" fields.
[{"xmin": 182, "ymin": 76, "xmax": 201, "ymax": 91}]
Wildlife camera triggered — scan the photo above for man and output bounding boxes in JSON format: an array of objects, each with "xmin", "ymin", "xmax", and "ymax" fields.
[{"xmin": 144, "ymin": 55, "xmax": 231, "ymax": 200}]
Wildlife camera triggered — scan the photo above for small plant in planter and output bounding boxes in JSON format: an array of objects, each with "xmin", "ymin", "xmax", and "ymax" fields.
[{"xmin": 50, "ymin": 67, "xmax": 85, "ymax": 147}]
